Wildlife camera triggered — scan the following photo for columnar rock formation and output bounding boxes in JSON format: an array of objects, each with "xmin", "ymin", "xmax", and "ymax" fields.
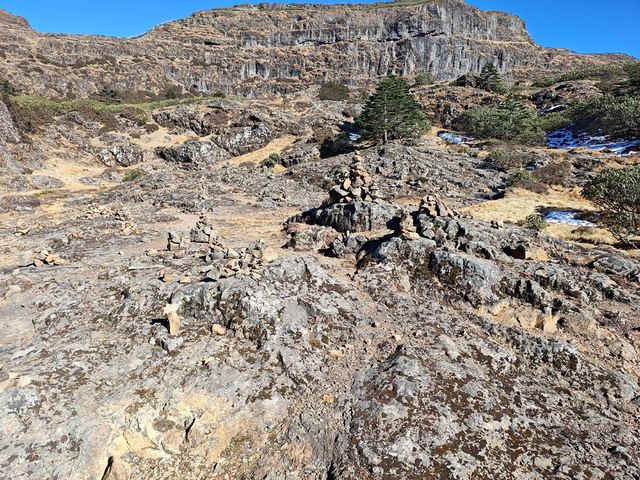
[{"xmin": 0, "ymin": 1, "xmax": 632, "ymax": 98}]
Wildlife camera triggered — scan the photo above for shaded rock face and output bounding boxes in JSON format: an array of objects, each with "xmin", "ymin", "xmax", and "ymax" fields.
[
  {"xmin": 0, "ymin": 1, "xmax": 632, "ymax": 98},
  {"xmin": 0, "ymin": 100, "xmax": 20, "ymax": 144}
]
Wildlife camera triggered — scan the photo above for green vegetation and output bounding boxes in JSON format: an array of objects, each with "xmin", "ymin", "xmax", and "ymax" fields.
[
  {"xmin": 525, "ymin": 214, "xmax": 548, "ymax": 231},
  {"xmin": 262, "ymin": 153, "xmax": 282, "ymax": 167},
  {"xmin": 485, "ymin": 149, "xmax": 523, "ymax": 171},
  {"xmin": 414, "ymin": 72, "xmax": 435, "ymax": 86},
  {"xmin": 96, "ymin": 86, "xmax": 123, "ymax": 104},
  {"xmin": 506, "ymin": 169, "xmax": 534, "ymax": 186},
  {"xmin": 532, "ymin": 64, "xmax": 627, "ymax": 88},
  {"xmin": 318, "ymin": 82, "xmax": 350, "ymax": 101},
  {"xmin": 568, "ymin": 94, "xmax": 640, "ymax": 139},
  {"xmin": 5, "ymin": 94, "xmax": 222, "ymax": 134},
  {"xmin": 539, "ymin": 110, "xmax": 572, "ymax": 132},
  {"xmin": 532, "ymin": 161, "xmax": 572, "ymax": 186},
  {"xmin": 122, "ymin": 168, "xmax": 144, "ymax": 182},
  {"xmin": 0, "ymin": 78, "xmax": 18, "ymax": 98},
  {"xmin": 625, "ymin": 63, "xmax": 640, "ymax": 86},
  {"xmin": 356, "ymin": 75, "xmax": 431, "ymax": 143},
  {"xmin": 453, "ymin": 98, "xmax": 545, "ymax": 145},
  {"xmin": 582, "ymin": 167, "xmax": 640, "ymax": 247},
  {"xmin": 479, "ymin": 62, "xmax": 507, "ymax": 94}
]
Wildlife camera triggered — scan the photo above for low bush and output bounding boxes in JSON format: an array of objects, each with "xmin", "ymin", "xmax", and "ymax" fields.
[
  {"xmin": 539, "ymin": 111, "xmax": 572, "ymax": 132},
  {"xmin": 414, "ymin": 72, "xmax": 435, "ymax": 86},
  {"xmin": 486, "ymin": 149, "xmax": 523, "ymax": 171},
  {"xmin": 122, "ymin": 168, "xmax": 144, "ymax": 182},
  {"xmin": 625, "ymin": 63, "xmax": 640, "ymax": 86},
  {"xmin": 568, "ymin": 94, "xmax": 640, "ymax": 139},
  {"xmin": 525, "ymin": 214, "xmax": 548, "ymax": 231},
  {"xmin": 262, "ymin": 153, "xmax": 282, "ymax": 168},
  {"xmin": 319, "ymin": 82, "xmax": 350, "ymax": 101},
  {"xmin": 533, "ymin": 161, "xmax": 572, "ymax": 186},
  {"xmin": 0, "ymin": 78, "xmax": 18, "ymax": 99},
  {"xmin": 453, "ymin": 99, "xmax": 546, "ymax": 145},
  {"xmin": 533, "ymin": 64, "xmax": 626, "ymax": 88},
  {"xmin": 582, "ymin": 167, "xmax": 640, "ymax": 246},
  {"xmin": 506, "ymin": 169, "xmax": 534, "ymax": 186}
]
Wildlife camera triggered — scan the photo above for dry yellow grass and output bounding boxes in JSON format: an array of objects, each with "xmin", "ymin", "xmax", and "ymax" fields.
[
  {"xmin": 228, "ymin": 135, "xmax": 298, "ymax": 167},
  {"xmin": 463, "ymin": 186, "xmax": 629, "ymax": 248}
]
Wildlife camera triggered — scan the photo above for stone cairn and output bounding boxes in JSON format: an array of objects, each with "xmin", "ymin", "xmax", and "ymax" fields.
[
  {"xmin": 328, "ymin": 152, "xmax": 380, "ymax": 204},
  {"xmin": 418, "ymin": 194, "xmax": 457, "ymax": 218},
  {"xmin": 398, "ymin": 209, "xmax": 420, "ymax": 241},
  {"xmin": 190, "ymin": 216, "xmax": 266, "ymax": 281},
  {"xmin": 397, "ymin": 194, "xmax": 457, "ymax": 241}
]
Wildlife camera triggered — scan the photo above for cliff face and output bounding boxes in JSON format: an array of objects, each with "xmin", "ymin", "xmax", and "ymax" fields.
[{"xmin": 0, "ymin": 0, "xmax": 632, "ymax": 98}]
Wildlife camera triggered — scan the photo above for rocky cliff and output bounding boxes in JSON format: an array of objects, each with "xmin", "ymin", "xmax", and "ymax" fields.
[{"xmin": 0, "ymin": 0, "xmax": 632, "ymax": 98}]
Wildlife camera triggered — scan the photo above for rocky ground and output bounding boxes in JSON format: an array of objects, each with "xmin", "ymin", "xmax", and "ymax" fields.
[{"xmin": 0, "ymin": 85, "xmax": 639, "ymax": 480}]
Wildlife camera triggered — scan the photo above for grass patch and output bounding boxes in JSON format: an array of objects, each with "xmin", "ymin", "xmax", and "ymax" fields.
[
  {"xmin": 6, "ymin": 94, "xmax": 229, "ymax": 134},
  {"xmin": 32, "ymin": 188, "xmax": 57, "ymax": 198},
  {"xmin": 122, "ymin": 168, "xmax": 144, "ymax": 182}
]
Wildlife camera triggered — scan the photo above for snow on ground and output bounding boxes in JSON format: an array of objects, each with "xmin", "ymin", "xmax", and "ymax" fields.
[{"xmin": 547, "ymin": 128, "xmax": 640, "ymax": 156}]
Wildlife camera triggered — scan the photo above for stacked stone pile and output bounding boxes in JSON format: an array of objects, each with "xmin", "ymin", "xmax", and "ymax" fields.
[
  {"xmin": 202, "ymin": 238, "xmax": 266, "ymax": 281},
  {"xmin": 419, "ymin": 194, "xmax": 457, "ymax": 218},
  {"xmin": 328, "ymin": 153, "xmax": 381, "ymax": 204}
]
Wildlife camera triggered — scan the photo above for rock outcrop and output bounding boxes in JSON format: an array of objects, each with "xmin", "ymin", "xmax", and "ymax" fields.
[{"xmin": 0, "ymin": 1, "xmax": 633, "ymax": 98}]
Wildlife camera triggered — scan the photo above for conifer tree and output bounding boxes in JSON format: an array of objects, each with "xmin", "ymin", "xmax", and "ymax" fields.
[
  {"xmin": 356, "ymin": 76, "xmax": 431, "ymax": 143},
  {"xmin": 479, "ymin": 62, "xmax": 505, "ymax": 93}
]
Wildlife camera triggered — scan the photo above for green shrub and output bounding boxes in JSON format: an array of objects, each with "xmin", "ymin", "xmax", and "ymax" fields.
[
  {"xmin": 262, "ymin": 153, "xmax": 282, "ymax": 167},
  {"xmin": 506, "ymin": 169, "xmax": 535, "ymax": 186},
  {"xmin": 414, "ymin": 72, "xmax": 435, "ymax": 86},
  {"xmin": 625, "ymin": 63, "xmax": 640, "ymax": 86},
  {"xmin": 539, "ymin": 111, "xmax": 572, "ymax": 132},
  {"xmin": 122, "ymin": 168, "xmax": 144, "ymax": 182},
  {"xmin": 525, "ymin": 214, "xmax": 548, "ymax": 231},
  {"xmin": 356, "ymin": 75, "xmax": 431, "ymax": 143},
  {"xmin": 96, "ymin": 86, "xmax": 122, "ymax": 104},
  {"xmin": 533, "ymin": 161, "xmax": 572, "ymax": 186},
  {"xmin": 582, "ymin": 167, "xmax": 640, "ymax": 246},
  {"xmin": 533, "ymin": 64, "xmax": 626, "ymax": 88},
  {"xmin": 0, "ymin": 78, "xmax": 18, "ymax": 98},
  {"xmin": 164, "ymin": 88, "xmax": 178, "ymax": 100},
  {"xmin": 486, "ymin": 149, "xmax": 523, "ymax": 170},
  {"xmin": 212, "ymin": 91, "xmax": 226, "ymax": 98},
  {"xmin": 453, "ymin": 99, "xmax": 546, "ymax": 145},
  {"xmin": 318, "ymin": 82, "xmax": 350, "ymax": 101},
  {"xmin": 568, "ymin": 94, "xmax": 640, "ymax": 139}
]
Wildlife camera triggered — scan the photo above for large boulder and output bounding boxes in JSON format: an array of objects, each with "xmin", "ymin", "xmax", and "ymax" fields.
[
  {"xmin": 156, "ymin": 140, "xmax": 231, "ymax": 168},
  {"xmin": 293, "ymin": 201, "xmax": 400, "ymax": 233},
  {"xmin": 96, "ymin": 143, "xmax": 143, "ymax": 167}
]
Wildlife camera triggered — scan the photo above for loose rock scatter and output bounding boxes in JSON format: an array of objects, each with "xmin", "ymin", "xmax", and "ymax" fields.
[{"xmin": 0, "ymin": 2, "xmax": 639, "ymax": 479}]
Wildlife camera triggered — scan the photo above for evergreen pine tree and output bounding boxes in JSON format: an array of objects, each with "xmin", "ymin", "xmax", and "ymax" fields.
[
  {"xmin": 356, "ymin": 76, "xmax": 431, "ymax": 143},
  {"xmin": 479, "ymin": 62, "xmax": 504, "ymax": 93}
]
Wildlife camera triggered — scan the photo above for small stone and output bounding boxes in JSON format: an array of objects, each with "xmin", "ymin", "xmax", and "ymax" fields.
[
  {"xmin": 329, "ymin": 349, "xmax": 344, "ymax": 359},
  {"xmin": 147, "ymin": 249, "xmax": 159, "ymax": 257},
  {"xmin": 162, "ymin": 337, "xmax": 184, "ymax": 353},
  {"xmin": 322, "ymin": 394, "xmax": 335, "ymax": 405},
  {"xmin": 392, "ymin": 334, "xmax": 403, "ymax": 342},
  {"xmin": 17, "ymin": 250, "xmax": 34, "ymax": 267},
  {"xmin": 163, "ymin": 303, "xmax": 181, "ymax": 335},
  {"xmin": 162, "ymin": 273, "xmax": 176, "ymax": 283},
  {"xmin": 211, "ymin": 324, "xmax": 226, "ymax": 336},
  {"xmin": 33, "ymin": 259, "xmax": 44, "ymax": 268}
]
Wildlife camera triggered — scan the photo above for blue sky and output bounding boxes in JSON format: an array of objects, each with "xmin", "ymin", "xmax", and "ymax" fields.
[{"xmin": 1, "ymin": 0, "xmax": 638, "ymax": 58}]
